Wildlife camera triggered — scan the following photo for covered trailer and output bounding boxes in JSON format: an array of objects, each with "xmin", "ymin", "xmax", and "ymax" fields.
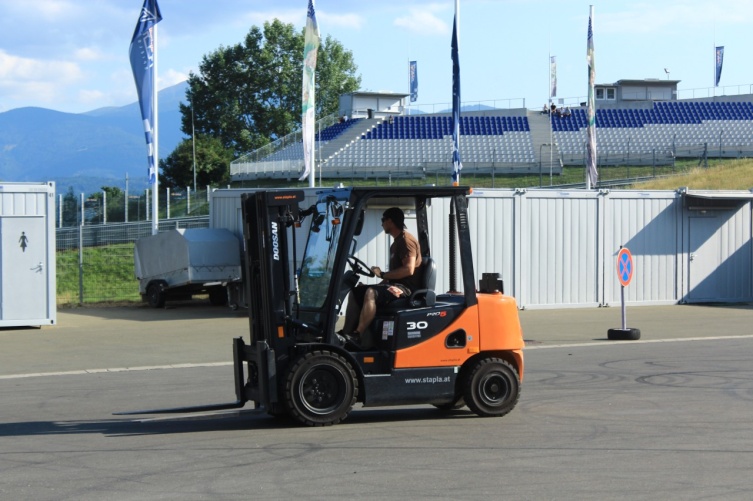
[{"xmin": 134, "ymin": 228, "xmax": 241, "ymax": 308}]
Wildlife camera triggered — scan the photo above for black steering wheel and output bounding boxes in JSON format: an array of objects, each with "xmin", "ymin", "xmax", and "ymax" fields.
[{"xmin": 347, "ymin": 255, "xmax": 375, "ymax": 277}]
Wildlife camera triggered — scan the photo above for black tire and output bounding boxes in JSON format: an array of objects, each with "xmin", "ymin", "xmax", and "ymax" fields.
[
  {"xmin": 285, "ymin": 350, "xmax": 358, "ymax": 426},
  {"xmin": 433, "ymin": 397, "xmax": 465, "ymax": 411},
  {"xmin": 146, "ymin": 283, "xmax": 166, "ymax": 308},
  {"xmin": 608, "ymin": 328, "xmax": 641, "ymax": 341},
  {"xmin": 208, "ymin": 286, "xmax": 228, "ymax": 306},
  {"xmin": 463, "ymin": 357, "xmax": 520, "ymax": 418}
]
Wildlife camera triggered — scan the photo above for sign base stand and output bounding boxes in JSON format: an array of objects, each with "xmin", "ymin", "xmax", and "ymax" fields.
[
  {"xmin": 608, "ymin": 327, "xmax": 641, "ymax": 341},
  {"xmin": 609, "ymin": 250, "xmax": 640, "ymax": 341}
]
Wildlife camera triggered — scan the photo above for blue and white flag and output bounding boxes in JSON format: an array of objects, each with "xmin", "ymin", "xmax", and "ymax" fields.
[
  {"xmin": 129, "ymin": 0, "xmax": 162, "ymax": 186},
  {"xmin": 451, "ymin": 1, "xmax": 462, "ymax": 185},
  {"xmin": 409, "ymin": 61, "xmax": 418, "ymax": 102},
  {"xmin": 300, "ymin": 0, "xmax": 320, "ymax": 184},
  {"xmin": 550, "ymin": 56, "xmax": 557, "ymax": 98},
  {"xmin": 715, "ymin": 46, "xmax": 724, "ymax": 87},
  {"xmin": 585, "ymin": 6, "xmax": 597, "ymax": 189}
]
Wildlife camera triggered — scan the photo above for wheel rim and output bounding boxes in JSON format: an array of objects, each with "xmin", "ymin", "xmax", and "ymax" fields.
[
  {"xmin": 298, "ymin": 364, "xmax": 347, "ymax": 415},
  {"xmin": 478, "ymin": 371, "xmax": 512, "ymax": 407}
]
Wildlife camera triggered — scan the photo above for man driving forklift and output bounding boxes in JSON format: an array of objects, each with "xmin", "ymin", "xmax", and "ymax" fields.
[{"xmin": 340, "ymin": 207, "xmax": 422, "ymax": 349}]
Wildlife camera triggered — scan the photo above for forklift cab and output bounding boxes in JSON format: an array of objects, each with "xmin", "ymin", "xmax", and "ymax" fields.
[{"xmin": 295, "ymin": 189, "xmax": 468, "ymax": 350}]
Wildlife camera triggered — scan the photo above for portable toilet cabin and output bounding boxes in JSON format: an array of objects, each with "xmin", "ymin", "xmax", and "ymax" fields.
[{"xmin": 0, "ymin": 182, "xmax": 56, "ymax": 327}]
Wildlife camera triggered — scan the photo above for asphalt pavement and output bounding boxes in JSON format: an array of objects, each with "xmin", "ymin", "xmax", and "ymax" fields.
[
  {"xmin": 1, "ymin": 301, "xmax": 750, "ymax": 377},
  {"xmin": 2, "ymin": 301, "xmax": 753, "ymax": 500}
]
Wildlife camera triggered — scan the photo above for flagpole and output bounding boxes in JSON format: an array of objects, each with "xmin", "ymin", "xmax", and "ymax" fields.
[{"xmin": 152, "ymin": 22, "xmax": 159, "ymax": 234}]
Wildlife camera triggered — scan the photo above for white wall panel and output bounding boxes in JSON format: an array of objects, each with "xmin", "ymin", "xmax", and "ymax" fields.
[
  {"xmin": 603, "ymin": 192, "xmax": 680, "ymax": 306},
  {"xmin": 520, "ymin": 191, "xmax": 600, "ymax": 308}
]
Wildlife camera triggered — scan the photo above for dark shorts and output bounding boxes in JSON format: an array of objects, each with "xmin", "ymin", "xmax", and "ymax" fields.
[{"xmin": 351, "ymin": 283, "xmax": 410, "ymax": 308}]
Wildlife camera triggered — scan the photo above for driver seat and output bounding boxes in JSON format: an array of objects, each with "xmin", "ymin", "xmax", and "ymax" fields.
[{"xmin": 387, "ymin": 256, "xmax": 437, "ymax": 309}]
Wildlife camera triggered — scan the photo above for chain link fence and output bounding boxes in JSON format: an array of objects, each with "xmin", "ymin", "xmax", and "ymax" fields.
[{"xmin": 56, "ymin": 216, "xmax": 210, "ymax": 305}]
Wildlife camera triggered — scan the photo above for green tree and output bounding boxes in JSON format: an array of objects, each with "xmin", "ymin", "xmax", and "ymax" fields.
[
  {"xmin": 160, "ymin": 135, "xmax": 234, "ymax": 190},
  {"xmin": 180, "ymin": 19, "xmax": 361, "ymax": 157},
  {"xmin": 100, "ymin": 186, "xmax": 124, "ymax": 222},
  {"xmin": 62, "ymin": 187, "xmax": 78, "ymax": 227}
]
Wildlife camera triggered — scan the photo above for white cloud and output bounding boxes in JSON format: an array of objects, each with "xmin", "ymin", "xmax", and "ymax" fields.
[
  {"xmin": 74, "ymin": 47, "xmax": 107, "ymax": 62},
  {"xmin": 160, "ymin": 68, "xmax": 189, "ymax": 89},
  {"xmin": 0, "ymin": 50, "xmax": 81, "ymax": 83},
  {"xmin": 318, "ymin": 12, "xmax": 363, "ymax": 30},
  {"xmin": 393, "ymin": 6, "xmax": 450, "ymax": 36},
  {"xmin": 78, "ymin": 89, "xmax": 106, "ymax": 105},
  {"xmin": 598, "ymin": 1, "xmax": 753, "ymax": 35}
]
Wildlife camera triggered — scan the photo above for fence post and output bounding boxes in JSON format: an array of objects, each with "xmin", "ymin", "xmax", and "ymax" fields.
[{"xmin": 166, "ymin": 187, "xmax": 170, "ymax": 219}]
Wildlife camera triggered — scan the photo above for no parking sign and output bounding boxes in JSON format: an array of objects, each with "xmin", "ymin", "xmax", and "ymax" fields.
[
  {"xmin": 616, "ymin": 247, "xmax": 633, "ymax": 287},
  {"xmin": 610, "ymin": 246, "xmax": 640, "ymax": 340}
]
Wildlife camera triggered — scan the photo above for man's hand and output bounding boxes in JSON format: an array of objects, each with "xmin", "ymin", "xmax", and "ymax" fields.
[{"xmin": 371, "ymin": 266, "xmax": 382, "ymax": 278}]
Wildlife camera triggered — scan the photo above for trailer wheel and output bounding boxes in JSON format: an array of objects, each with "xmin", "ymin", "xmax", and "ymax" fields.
[
  {"xmin": 463, "ymin": 357, "xmax": 519, "ymax": 418},
  {"xmin": 285, "ymin": 350, "xmax": 357, "ymax": 426},
  {"xmin": 208, "ymin": 286, "xmax": 227, "ymax": 306},
  {"xmin": 146, "ymin": 282, "xmax": 166, "ymax": 308}
]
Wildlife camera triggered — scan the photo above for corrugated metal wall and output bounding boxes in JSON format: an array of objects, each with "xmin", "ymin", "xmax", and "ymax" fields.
[
  {"xmin": 604, "ymin": 192, "xmax": 681, "ymax": 306},
  {"xmin": 210, "ymin": 188, "xmax": 752, "ymax": 309}
]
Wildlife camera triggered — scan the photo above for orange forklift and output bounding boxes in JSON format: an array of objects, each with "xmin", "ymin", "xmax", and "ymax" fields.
[{"xmin": 120, "ymin": 186, "xmax": 524, "ymax": 426}]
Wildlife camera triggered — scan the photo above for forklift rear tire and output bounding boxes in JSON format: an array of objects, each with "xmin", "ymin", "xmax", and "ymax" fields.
[
  {"xmin": 463, "ymin": 357, "xmax": 520, "ymax": 418},
  {"xmin": 285, "ymin": 350, "xmax": 358, "ymax": 427},
  {"xmin": 147, "ymin": 283, "xmax": 166, "ymax": 308}
]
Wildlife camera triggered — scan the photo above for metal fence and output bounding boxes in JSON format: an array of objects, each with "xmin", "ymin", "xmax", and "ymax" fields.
[
  {"xmin": 56, "ymin": 216, "xmax": 210, "ymax": 305},
  {"xmin": 55, "ymin": 188, "xmax": 212, "ymax": 228}
]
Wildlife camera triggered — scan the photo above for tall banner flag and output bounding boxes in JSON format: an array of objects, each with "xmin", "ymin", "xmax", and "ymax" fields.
[
  {"xmin": 451, "ymin": 0, "xmax": 462, "ymax": 185},
  {"xmin": 129, "ymin": 0, "xmax": 162, "ymax": 187},
  {"xmin": 410, "ymin": 61, "xmax": 418, "ymax": 102},
  {"xmin": 550, "ymin": 56, "xmax": 557, "ymax": 98},
  {"xmin": 130, "ymin": 0, "xmax": 162, "ymax": 234},
  {"xmin": 715, "ymin": 46, "xmax": 724, "ymax": 87},
  {"xmin": 300, "ymin": 0, "xmax": 320, "ymax": 185},
  {"xmin": 585, "ymin": 5, "xmax": 598, "ymax": 189}
]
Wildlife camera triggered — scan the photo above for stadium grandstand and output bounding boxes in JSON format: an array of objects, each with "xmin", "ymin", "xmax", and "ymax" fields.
[{"xmin": 230, "ymin": 81, "xmax": 753, "ymax": 182}]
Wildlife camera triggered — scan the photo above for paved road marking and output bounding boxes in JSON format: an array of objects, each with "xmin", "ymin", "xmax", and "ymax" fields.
[
  {"xmin": 3, "ymin": 335, "xmax": 753, "ymax": 380},
  {"xmin": 525, "ymin": 334, "xmax": 753, "ymax": 350},
  {"xmin": 0, "ymin": 361, "xmax": 232, "ymax": 380}
]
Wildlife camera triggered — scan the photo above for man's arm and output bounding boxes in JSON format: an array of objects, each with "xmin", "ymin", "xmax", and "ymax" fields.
[{"xmin": 372, "ymin": 253, "xmax": 417, "ymax": 281}]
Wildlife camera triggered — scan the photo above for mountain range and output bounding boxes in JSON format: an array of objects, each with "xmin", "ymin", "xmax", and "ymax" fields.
[{"xmin": 0, "ymin": 82, "xmax": 189, "ymax": 196}]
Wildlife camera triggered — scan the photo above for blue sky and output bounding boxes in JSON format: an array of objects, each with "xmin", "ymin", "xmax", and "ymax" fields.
[{"xmin": 1, "ymin": 0, "xmax": 751, "ymax": 114}]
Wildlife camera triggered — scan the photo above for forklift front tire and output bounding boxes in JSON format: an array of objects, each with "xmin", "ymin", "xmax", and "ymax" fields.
[
  {"xmin": 463, "ymin": 357, "xmax": 520, "ymax": 418},
  {"xmin": 285, "ymin": 350, "xmax": 358, "ymax": 427}
]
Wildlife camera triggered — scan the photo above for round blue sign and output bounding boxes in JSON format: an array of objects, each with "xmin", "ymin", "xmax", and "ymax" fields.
[{"xmin": 617, "ymin": 248, "xmax": 633, "ymax": 287}]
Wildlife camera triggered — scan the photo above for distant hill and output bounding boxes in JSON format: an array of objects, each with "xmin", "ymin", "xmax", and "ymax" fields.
[{"xmin": 0, "ymin": 82, "xmax": 188, "ymax": 196}]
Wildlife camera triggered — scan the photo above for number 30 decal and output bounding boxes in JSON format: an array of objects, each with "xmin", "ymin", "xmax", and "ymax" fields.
[{"xmin": 406, "ymin": 321, "xmax": 428, "ymax": 330}]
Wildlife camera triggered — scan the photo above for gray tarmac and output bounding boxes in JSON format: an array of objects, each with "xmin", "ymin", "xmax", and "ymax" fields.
[{"xmin": 1, "ymin": 301, "xmax": 752, "ymax": 500}]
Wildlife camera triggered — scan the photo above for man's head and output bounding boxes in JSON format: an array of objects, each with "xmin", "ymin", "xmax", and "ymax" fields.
[{"xmin": 381, "ymin": 207, "xmax": 406, "ymax": 233}]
